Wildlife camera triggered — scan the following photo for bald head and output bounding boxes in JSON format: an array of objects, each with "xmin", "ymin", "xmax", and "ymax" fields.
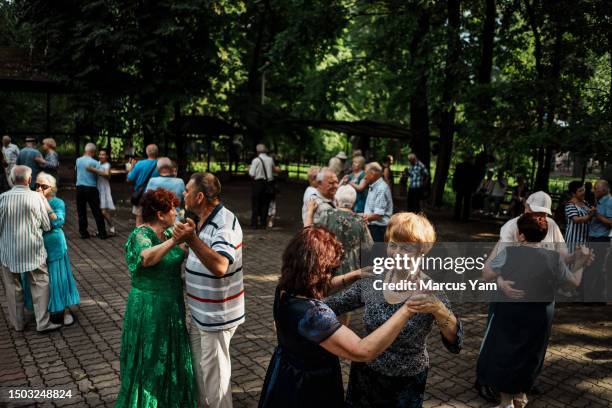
[
  {"xmin": 146, "ymin": 144, "xmax": 159, "ymax": 159},
  {"xmin": 84, "ymin": 143, "xmax": 97, "ymax": 156}
]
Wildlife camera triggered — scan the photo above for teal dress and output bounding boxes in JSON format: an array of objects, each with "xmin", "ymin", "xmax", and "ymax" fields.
[
  {"xmin": 22, "ymin": 197, "xmax": 80, "ymax": 312},
  {"xmin": 349, "ymin": 171, "xmax": 367, "ymax": 213},
  {"xmin": 115, "ymin": 226, "xmax": 196, "ymax": 408}
]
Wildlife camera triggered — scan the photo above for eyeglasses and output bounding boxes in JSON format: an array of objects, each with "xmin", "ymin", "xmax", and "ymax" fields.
[{"xmin": 35, "ymin": 183, "xmax": 51, "ymax": 191}]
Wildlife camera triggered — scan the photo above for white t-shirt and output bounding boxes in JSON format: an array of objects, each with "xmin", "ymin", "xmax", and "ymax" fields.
[{"xmin": 493, "ymin": 215, "xmax": 568, "ymax": 257}]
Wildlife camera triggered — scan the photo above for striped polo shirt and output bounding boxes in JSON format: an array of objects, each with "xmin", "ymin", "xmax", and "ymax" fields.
[
  {"xmin": 0, "ymin": 185, "xmax": 51, "ymax": 273},
  {"xmin": 185, "ymin": 203, "xmax": 245, "ymax": 331}
]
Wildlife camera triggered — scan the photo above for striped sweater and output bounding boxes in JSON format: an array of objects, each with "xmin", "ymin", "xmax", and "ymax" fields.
[{"xmin": 185, "ymin": 204, "xmax": 245, "ymax": 331}]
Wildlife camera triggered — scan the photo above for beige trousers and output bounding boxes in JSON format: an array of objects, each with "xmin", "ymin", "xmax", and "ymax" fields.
[
  {"xmin": 1, "ymin": 265, "xmax": 53, "ymax": 331},
  {"xmin": 190, "ymin": 325, "xmax": 237, "ymax": 408}
]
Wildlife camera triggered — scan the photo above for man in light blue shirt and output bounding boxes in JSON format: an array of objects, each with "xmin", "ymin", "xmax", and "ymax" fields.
[
  {"xmin": 127, "ymin": 144, "xmax": 159, "ymax": 225},
  {"xmin": 16, "ymin": 137, "xmax": 42, "ymax": 189},
  {"xmin": 363, "ymin": 162, "xmax": 393, "ymax": 242},
  {"xmin": 146, "ymin": 157, "xmax": 185, "ymax": 211},
  {"xmin": 75, "ymin": 143, "xmax": 107, "ymax": 239},
  {"xmin": 585, "ymin": 179, "xmax": 612, "ymax": 302}
]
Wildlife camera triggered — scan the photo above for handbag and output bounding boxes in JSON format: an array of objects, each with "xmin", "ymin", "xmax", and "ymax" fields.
[
  {"xmin": 258, "ymin": 157, "xmax": 277, "ymax": 195},
  {"xmin": 130, "ymin": 161, "xmax": 158, "ymax": 206}
]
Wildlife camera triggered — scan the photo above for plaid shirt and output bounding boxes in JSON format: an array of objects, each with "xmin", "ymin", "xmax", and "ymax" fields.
[{"xmin": 408, "ymin": 160, "xmax": 428, "ymax": 188}]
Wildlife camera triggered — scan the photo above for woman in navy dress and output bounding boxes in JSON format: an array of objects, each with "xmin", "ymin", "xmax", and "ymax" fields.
[
  {"xmin": 259, "ymin": 226, "xmax": 417, "ymax": 408},
  {"xmin": 478, "ymin": 213, "xmax": 588, "ymax": 408}
]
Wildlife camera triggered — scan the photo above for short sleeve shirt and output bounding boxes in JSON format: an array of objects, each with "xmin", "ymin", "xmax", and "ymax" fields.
[
  {"xmin": 364, "ymin": 178, "xmax": 393, "ymax": 226},
  {"xmin": 127, "ymin": 159, "xmax": 160, "ymax": 190},
  {"xmin": 590, "ymin": 195, "xmax": 612, "ymax": 238},
  {"xmin": 75, "ymin": 156, "xmax": 99, "ymax": 187}
]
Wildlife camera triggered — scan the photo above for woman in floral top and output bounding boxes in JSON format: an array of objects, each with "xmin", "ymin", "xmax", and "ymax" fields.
[{"xmin": 325, "ymin": 212, "xmax": 463, "ymax": 408}]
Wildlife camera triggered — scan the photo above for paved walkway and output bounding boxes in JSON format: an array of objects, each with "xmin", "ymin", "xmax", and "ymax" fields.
[{"xmin": 1, "ymin": 180, "xmax": 611, "ymax": 407}]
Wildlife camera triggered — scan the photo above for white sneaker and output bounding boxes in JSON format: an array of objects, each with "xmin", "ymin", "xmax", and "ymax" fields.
[
  {"xmin": 109, "ymin": 227, "xmax": 116, "ymax": 236},
  {"xmin": 64, "ymin": 313, "xmax": 74, "ymax": 326}
]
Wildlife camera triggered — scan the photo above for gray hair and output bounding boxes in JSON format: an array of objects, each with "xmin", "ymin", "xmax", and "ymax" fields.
[
  {"xmin": 84, "ymin": 143, "xmax": 97, "ymax": 153},
  {"xmin": 10, "ymin": 165, "xmax": 32, "ymax": 185},
  {"xmin": 365, "ymin": 162, "xmax": 383, "ymax": 174},
  {"xmin": 2, "ymin": 135, "xmax": 10, "ymax": 143},
  {"xmin": 407, "ymin": 153, "xmax": 416, "ymax": 161},
  {"xmin": 353, "ymin": 155, "xmax": 366, "ymax": 169},
  {"xmin": 157, "ymin": 157, "xmax": 173, "ymax": 171},
  {"xmin": 316, "ymin": 167, "xmax": 336, "ymax": 182},
  {"xmin": 335, "ymin": 185, "xmax": 357, "ymax": 209},
  {"xmin": 596, "ymin": 179, "xmax": 610, "ymax": 193},
  {"xmin": 37, "ymin": 172, "xmax": 58, "ymax": 194},
  {"xmin": 146, "ymin": 144, "xmax": 159, "ymax": 158},
  {"xmin": 307, "ymin": 166, "xmax": 321, "ymax": 182},
  {"xmin": 256, "ymin": 144, "xmax": 267, "ymax": 154}
]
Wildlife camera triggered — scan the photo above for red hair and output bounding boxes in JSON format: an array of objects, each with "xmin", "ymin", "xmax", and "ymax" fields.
[
  {"xmin": 279, "ymin": 226, "xmax": 343, "ymax": 299},
  {"xmin": 140, "ymin": 189, "xmax": 179, "ymax": 222}
]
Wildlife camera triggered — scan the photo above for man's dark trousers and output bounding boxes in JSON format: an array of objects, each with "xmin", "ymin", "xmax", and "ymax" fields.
[
  {"xmin": 407, "ymin": 187, "xmax": 423, "ymax": 213},
  {"xmin": 76, "ymin": 186, "xmax": 107, "ymax": 238},
  {"xmin": 251, "ymin": 180, "xmax": 270, "ymax": 228}
]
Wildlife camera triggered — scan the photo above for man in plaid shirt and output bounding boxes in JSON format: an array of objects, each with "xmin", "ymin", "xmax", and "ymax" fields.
[{"xmin": 407, "ymin": 153, "xmax": 429, "ymax": 213}]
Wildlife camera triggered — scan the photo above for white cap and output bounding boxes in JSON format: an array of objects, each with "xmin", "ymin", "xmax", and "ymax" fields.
[
  {"xmin": 526, "ymin": 191, "xmax": 552, "ymax": 215},
  {"xmin": 335, "ymin": 151, "xmax": 348, "ymax": 160}
]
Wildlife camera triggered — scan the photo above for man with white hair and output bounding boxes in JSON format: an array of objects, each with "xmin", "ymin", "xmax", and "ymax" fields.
[
  {"xmin": 75, "ymin": 143, "xmax": 107, "ymax": 239},
  {"xmin": 146, "ymin": 157, "xmax": 186, "ymax": 211},
  {"xmin": 2, "ymin": 135, "xmax": 20, "ymax": 186},
  {"xmin": 17, "ymin": 136, "xmax": 42, "ymax": 189},
  {"xmin": 248, "ymin": 143, "xmax": 279, "ymax": 228},
  {"xmin": 127, "ymin": 144, "xmax": 160, "ymax": 225},
  {"xmin": 362, "ymin": 162, "xmax": 393, "ymax": 242},
  {"xmin": 0, "ymin": 165, "xmax": 61, "ymax": 332},
  {"xmin": 301, "ymin": 167, "xmax": 338, "ymax": 226}
]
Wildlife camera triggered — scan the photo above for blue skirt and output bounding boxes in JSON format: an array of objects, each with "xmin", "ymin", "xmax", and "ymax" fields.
[{"xmin": 22, "ymin": 252, "xmax": 80, "ymax": 313}]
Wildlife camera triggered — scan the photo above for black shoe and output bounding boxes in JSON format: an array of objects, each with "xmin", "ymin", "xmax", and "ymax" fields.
[
  {"xmin": 80, "ymin": 233, "xmax": 91, "ymax": 239},
  {"xmin": 474, "ymin": 381, "xmax": 499, "ymax": 403}
]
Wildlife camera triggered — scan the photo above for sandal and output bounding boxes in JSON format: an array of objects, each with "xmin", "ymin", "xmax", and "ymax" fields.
[{"xmin": 513, "ymin": 396, "xmax": 528, "ymax": 408}]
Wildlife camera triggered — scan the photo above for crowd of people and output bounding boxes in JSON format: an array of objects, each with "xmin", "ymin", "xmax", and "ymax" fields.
[{"xmin": 1, "ymin": 137, "xmax": 611, "ymax": 408}]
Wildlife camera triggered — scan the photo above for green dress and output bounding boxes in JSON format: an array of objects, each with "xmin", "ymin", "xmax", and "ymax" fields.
[{"xmin": 115, "ymin": 226, "xmax": 196, "ymax": 408}]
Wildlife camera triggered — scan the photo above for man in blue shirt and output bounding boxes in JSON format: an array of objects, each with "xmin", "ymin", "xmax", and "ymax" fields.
[
  {"xmin": 584, "ymin": 179, "xmax": 612, "ymax": 302},
  {"xmin": 146, "ymin": 157, "xmax": 185, "ymax": 211},
  {"xmin": 406, "ymin": 153, "xmax": 429, "ymax": 213},
  {"xmin": 75, "ymin": 143, "xmax": 107, "ymax": 239},
  {"xmin": 127, "ymin": 144, "xmax": 159, "ymax": 225},
  {"xmin": 363, "ymin": 162, "xmax": 393, "ymax": 242},
  {"xmin": 16, "ymin": 137, "xmax": 42, "ymax": 189}
]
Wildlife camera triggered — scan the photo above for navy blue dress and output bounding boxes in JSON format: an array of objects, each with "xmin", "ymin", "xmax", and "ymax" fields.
[{"xmin": 258, "ymin": 288, "xmax": 344, "ymax": 408}]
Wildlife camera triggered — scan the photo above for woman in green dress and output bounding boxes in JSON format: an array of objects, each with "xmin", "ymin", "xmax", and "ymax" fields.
[{"xmin": 115, "ymin": 188, "xmax": 196, "ymax": 408}]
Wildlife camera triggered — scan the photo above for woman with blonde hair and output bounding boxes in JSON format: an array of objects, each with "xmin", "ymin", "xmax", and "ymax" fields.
[
  {"xmin": 35, "ymin": 138, "xmax": 60, "ymax": 179},
  {"xmin": 325, "ymin": 212, "xmax": 463, "ymax": 407}
]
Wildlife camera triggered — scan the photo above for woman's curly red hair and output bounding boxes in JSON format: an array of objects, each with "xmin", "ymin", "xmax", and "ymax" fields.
[
  {"xmin": 278, "ymin": 226, "xmax": 344, "ymax": 299},
  {"xmin": 140, "ymin": 189, "xmax": 179, "ymax": 222}
]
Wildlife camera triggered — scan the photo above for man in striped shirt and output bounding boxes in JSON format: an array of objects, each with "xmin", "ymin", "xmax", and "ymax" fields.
[
  {"xmin": 174, "ymin": 172, "xmax": 243, "ymax": 408},
  {"xmin": 0, "ymin": 165, "xmax": 61, "ymax": 332}
]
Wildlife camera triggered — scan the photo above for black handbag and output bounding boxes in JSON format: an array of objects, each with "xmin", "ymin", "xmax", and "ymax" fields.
[
  {"xmin": 130, "ymin": 161, "xmax": 158, "ymax": 206},
  {"xmin": 258, "ymin": 157, "xmax": 277, "ymax": 195}
]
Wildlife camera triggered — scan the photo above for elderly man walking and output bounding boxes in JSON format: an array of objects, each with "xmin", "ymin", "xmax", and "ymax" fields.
[
  {"xmin": 75, "ymin": 143, "xmax": 107, "ymax": 239},
  {"xmin": 2, "ymin": 135, "xmax": 20, "ymax": 186},
  {"xmin": 406, "ymin": 153, "xmax": 429, "ymax": 213},
  {"xmin": 301, "ymin": 167, "xmax": 338, "ymax": 226},
  {"xmin": 363, "ymin": 162, "xmax": 393, "ymax": 242},
  {"xmin": 248, "ymin": 144, "xmax": 279, "ymax": 229},
  {"xmin": 174, "ymin": 172, "xmax": 244, "ymax": 408},
  {"xmin": 0, "ymin": 165, "xmax": 61, "ymax": 332}
]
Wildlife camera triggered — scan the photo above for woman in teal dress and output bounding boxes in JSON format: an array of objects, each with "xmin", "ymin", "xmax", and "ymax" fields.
[
  {"xmin": 115, "ymin": 188, "xmax": 196, "ymax": 408},
  {"xmin": 23, "ymin": 172, "xmax": 80, "ymax": 324}
]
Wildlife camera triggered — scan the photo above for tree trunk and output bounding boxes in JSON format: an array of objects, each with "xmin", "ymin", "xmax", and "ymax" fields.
[
  {"xmin": 173, "ymin": 102, "xmax": 187, "ymax": 178},
  {"xmin": 409, "ymin": 10, "xmax": 431, "ymax": 171},
  {"xmin": 432, "ymin": 0, "xmax": 461, "ymax": 207}
]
